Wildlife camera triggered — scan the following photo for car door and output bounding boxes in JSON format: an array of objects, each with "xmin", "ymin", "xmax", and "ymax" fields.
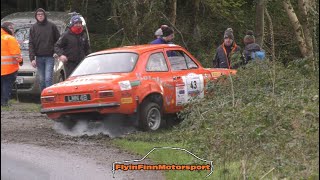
[
  {"xmin": 164, "ymin": 48, "xmax": 205, "ymax": 111},
  {"xmin": 141, "ymin": 51, "xmax": 177, "ymax": 113}
]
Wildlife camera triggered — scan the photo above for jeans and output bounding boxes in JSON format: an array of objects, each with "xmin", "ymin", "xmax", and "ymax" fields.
[
  {"xmin": 1, "ymin": 71, "xmax": 17, "ymax": 106},
  {"xmin": 36, "ymin": 56, "xmax": 54, "ymax": 92}
]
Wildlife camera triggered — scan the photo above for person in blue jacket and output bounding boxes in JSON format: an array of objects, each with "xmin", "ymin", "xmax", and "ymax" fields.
[
  {"xmin": 150, "ymin": 26, "xmax": 174, "ymax": 44},
  {"xmin": 243, "ymin": 30, "xmax": 265, "ymax": 63}
]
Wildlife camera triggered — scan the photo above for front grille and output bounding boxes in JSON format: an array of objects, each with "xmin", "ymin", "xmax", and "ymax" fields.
[
  {"xmin": 18, "ymin": 72, "xmax": 35, "ymax": 76},
  {"xmin": 13, "ymin": 83, "xmax": 33, "ymax": 90}
]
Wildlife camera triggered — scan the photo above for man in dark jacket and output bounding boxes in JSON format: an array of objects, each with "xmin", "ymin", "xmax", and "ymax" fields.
[
  {"xmin": 54, "ymin": 15, "xmax": 90, "ymax": 78},
  {"xmin": 29, "ymin": 8, "xmax": 60, "ymax": 92},
  {"xmin": 213, "ymin": 28, "xmax": 241, "ymax": 69},
  {"xmin": 150, "ymin": 26, "xmax": 174, "ymax": 44},
  {"xmin": 243, "ymin": 30, "xmax": 265, "ymax": 63}
]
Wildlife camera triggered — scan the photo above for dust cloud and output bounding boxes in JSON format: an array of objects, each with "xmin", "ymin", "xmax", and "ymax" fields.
[{"xmin": 53, "ymin": 115, "xmax": 137, "ymax": 138}]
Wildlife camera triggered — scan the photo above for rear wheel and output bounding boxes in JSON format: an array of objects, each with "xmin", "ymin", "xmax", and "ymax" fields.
[
  {"xmin": 139, "ymin": 101, "xmax": 162, "ymax": 131},
  {"xmin": 57, "ymin": 116, "xmax": 76, "ymax": 130}
]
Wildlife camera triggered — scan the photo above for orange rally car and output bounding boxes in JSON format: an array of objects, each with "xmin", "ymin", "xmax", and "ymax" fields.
[{"xmin": 40, "ymin": 44, "xmax": 236, "ymax": 131}]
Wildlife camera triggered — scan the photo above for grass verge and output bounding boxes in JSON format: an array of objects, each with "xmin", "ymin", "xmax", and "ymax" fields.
[{"xmin": 112, "ymin": 59, "xmax": 319, "ymax": 179}]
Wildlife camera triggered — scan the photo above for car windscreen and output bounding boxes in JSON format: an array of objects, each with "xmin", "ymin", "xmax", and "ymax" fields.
[
  {"xmin": 15, "ymin": 27, "xmax": 30, "ymax": 50},
  {"xmin": 70, "ymin": 52, "xmax": 139, "ymax": 76}
]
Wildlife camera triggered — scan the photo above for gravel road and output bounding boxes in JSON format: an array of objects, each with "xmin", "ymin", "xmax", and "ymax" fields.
[{"xmin": 1, "ymin": 102, "xmax": 164, "ymax": 180}]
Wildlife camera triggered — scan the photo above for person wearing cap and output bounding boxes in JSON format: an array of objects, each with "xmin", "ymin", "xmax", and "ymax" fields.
[
  {"xmin": 150, "ymin": 26, "xmax": 174, "ymax": 44},
  {"xmin": 1, "ymin": 22, "xmax": 23, "ymax": 106},
  {"xmin": 29, "ymin": 8, "xmax": 60, "ymax": 92},
  {"xmin": 243, "ymin": 30, "xmax": 264, "ymax": 63},
  {"xmin": 54, "ymin": 15, "xmax": 90, "ymax": 78},
  {"xmin": 154, "ymin": 24, "xmax": 168, "ymax": 39},
  {"xmin": 213, "ymin": 28, "xmax": 241, "ymax": 69}
]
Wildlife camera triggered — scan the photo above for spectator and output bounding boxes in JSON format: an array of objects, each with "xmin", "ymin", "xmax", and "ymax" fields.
[
  {"xmin": 54, "ymin": 15, "xmax": 90, "ymax": 78},
  {"xmin": 212, "ymin": 28, "xmax": 241, "ymax": 69},
  {"xmin": 154, "ymin": 24, "xmax": 168, "ymax": 39},
  {"xmin": 29, "ymin": 8, "xmax": 60, "ymax": 92},
  {"xmin": 243, "ymin": 30, "xmax": 265, "ymax": 63},
  {"xmin": 1, "ymin": 22, "xmax": 23, "ymax": 106},
  {"xmin": 150, "ymin": 26, "xmax": 174, "ymax": 44}
]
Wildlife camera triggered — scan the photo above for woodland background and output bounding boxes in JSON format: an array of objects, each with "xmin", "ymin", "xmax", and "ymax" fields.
[
  {"xmin": 1, "ymin": 1, "xmax": 319, "ymax": 178},
  {"xmin": 1, "ymin": 0, "xmax": 319, "ymax": 67}
]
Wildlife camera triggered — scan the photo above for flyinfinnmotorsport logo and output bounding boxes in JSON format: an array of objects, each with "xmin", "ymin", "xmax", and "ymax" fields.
[{"xmin": 112, "ymin": 147, "xmax": 213, "ymax": 178}]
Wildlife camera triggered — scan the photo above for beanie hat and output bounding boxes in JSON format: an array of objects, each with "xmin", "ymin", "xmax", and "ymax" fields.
[
  {"xmin": 1, "ymin": 21, "xmax": 14, "ymax": 35},
  {"xmin": 161, "ymin": 26, "xmax": 174, "ymax": 37},
  {"xmin": 34, "ymin": 8, "xmax": 47, "ymax": 22},
  {"xmin": 224, "ymin": 28, "xmax": 234, "ymax": 40},
  {"xmin": 154, "ymin": 28, "xmax": 162, "ymax": 36},
  {"xmin": 244, "ymin": 30, "xmax": 255, "ymax": 45},
  {"xmin": 70, "ymin": 15, "xmax": 82, "ymax": 26}
]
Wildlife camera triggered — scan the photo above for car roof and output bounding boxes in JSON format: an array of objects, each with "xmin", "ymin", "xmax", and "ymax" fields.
[
  {"xmin": 1, "ymin": 11, "xmax": 71, "ymax": 27},
  {"xmin": 90, "ymin": 44, "xmax": 182, "ymax": 56}
]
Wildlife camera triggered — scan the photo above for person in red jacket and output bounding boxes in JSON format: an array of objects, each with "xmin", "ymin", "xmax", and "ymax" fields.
[
  {"xmin": 54, "ymin": 15, "xmax": 90, "ymax": 78},
  {"xmin": 1, "ymin": 22, "xmax": 23, "ymax": 106}
]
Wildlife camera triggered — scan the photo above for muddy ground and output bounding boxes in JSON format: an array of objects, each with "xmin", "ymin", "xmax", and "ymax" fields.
[{"xmin": 1, "ymin": 102, "xmax": 164, "ymax": 179}]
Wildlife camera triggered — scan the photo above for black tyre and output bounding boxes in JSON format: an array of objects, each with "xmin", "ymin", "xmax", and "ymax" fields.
[
  {"xmin": 139, "ymin": 101, "xmax": 162, "ymax": 131},
  {"xmin": 57, "ymin": 117, "xmax": 76, "ymax": 130}
]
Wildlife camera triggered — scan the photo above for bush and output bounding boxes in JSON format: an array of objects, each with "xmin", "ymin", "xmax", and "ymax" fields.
[{"xmin": 178, "ymin": 60, "xmax": 319, "ymax": 178}]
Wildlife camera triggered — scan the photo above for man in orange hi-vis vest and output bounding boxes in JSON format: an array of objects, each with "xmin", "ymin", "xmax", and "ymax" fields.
[{"xmin": 1, "ymin": 21, "xmax": 23, "ymax": 106}]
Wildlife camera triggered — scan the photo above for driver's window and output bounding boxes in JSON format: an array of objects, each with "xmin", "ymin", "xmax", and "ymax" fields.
[
  {"xmin": 167, "ymin": 50, "xmax": 188, "ymax": 71},
  {"xmin": 146, "ymin": 53, "xmax": 168, "ymax": 72},
  {"xmin": 185, "ymin": 54, "xmax": 198, "ymax": 69}
]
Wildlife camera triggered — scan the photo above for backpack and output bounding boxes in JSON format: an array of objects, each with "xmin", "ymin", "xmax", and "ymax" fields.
[{"xmin": 250, "ymin": 50, "xmax": 265, "ymax": 60}]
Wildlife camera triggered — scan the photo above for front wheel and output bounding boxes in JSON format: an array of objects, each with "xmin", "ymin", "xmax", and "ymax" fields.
[{"xmin": 139, "ymin": 101, "xmax": 162, "ymax": 131}]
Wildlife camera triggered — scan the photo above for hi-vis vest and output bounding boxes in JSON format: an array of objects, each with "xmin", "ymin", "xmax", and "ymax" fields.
[{"xmin": 1, "ymin": 28, "xmax": 22, "ymax": 76}]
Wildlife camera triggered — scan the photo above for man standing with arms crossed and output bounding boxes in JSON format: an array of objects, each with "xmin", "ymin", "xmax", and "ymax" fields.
[{"xmin": 29, "ymin": 8, "xmax": 60, "ymax": 92}]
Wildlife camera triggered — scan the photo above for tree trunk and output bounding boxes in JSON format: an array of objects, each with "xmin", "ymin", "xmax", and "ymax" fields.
[
  {"xmin": 298, "ymin": 0, "xmax": 314, "ymax": 58},
  {"xmin": 283, "ymin": 0, "xmax": 308, "ymax": 57},
  {"xmin": 192, "ymin": 0, "xmax": 201, "ymax": 38},
  {"xmin": 265, "ymin": 8, "xmax": 275, "ymax": 61},
  {"xmin": 71, "ymin": 0, "xmax": 81, "ymax": 13},
  {"xmin": 165, "ymin": 0, "xmax": 177, "ymax": 25},
  {"xmin": 54, "ymin": 0, "xmax": 58, "ymax": 11},
  {"xmin": 132, "ymin": 0, "xmax": 139, "ymax": 44},
  {"xmin": 255, "ymin": 0, "xmax": 265, "ymax": 47}
]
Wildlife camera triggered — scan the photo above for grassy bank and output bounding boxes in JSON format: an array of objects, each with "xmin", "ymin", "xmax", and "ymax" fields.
[{"xmin": 113, "ymin": 59, "xmax": 319, "ymax": 179}]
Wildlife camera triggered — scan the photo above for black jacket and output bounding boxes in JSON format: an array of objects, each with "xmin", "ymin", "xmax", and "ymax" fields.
[
  {"xmin": 54, "ymin": 29, "xmax": 90, "ymax": 62},
  {"xmin": 29, "ymin": 20, "xmax": 60, "ymax": 61},
  {"xmin": 213, "ymin": 43, "xmax": 241, "ymax": 69}
]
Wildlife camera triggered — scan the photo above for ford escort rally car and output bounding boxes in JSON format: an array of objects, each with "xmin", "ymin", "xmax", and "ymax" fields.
[{"xmin": 40, "ymin": 44, "xmax": 236, "ymax": 131}]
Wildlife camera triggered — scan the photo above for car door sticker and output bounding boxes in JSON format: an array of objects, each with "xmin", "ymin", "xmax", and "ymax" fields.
[
  {"xmin": 176, "ymin": 73, "xmax": 204, "ymax": 106},
  {"xmin": 119, "ymin": 80, "xmax": 132, "ymax": 91}
]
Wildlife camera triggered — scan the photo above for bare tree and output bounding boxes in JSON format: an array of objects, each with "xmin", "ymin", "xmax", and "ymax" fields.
[
  {"xmin": 191, "ymin": 0, "xmax": 201, "ymax": 38},
  {"xmin": 283, "ymin": 0, "xmax": 313, "ymax": 58},
  {"xmin": 265, "ymin": 8, "xmax": 275, "ymax": 61},
  {"xmin": 165, "ymin": 0, "xmax": 177, "ymax": 26},
  {"xmin": 255, "ymin": 0, "xmax": 265, "ymax": 47},
  {"xmin": 298, "ymin": 0, "xmax": 314, "ymax": 58}
]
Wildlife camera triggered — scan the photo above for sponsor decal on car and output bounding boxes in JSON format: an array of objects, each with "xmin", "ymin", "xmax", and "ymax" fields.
[
  {"xmin": 121, "ymin": 97, "xmax": 133, "ymax": 104},
  {"xmin": 211, "ymin": 72, "xmax": 222, "ymax": 77},
  {"xmin": 119, "ymin": 80, "xmax": 132, "ymax": 91}
]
